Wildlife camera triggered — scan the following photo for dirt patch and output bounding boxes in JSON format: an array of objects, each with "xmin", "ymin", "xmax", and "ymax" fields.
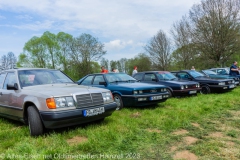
[
  {"xmin": 130, "ymin": 112, "xmax": 141, "ymax": 118},
  {"xmin": 208, "ymin": 132, "xmax": 224, "ymax": 138},
  {"xmin": 170, "ymin": 146, "xmax": 178, "ymax": 152},
  {"xmin": 146, "ymin": 128, "xmax": 161, "ymax": 133},
  {"xmin": 229, "ymin": 110, "xmax": 240, "ymax": 117},
  {"xmin": 67, "ymin": 136, "xmax": 88, "ymax": 146},
  {"xmin": 191, "ymin": 123, "xmax": 200, "ymax": 128},
  {"xmin": 225, "ymin": 141, "xmax": 235, "ymax": 147},
  {"xmin": 183, "ymin": 136, "xmax": 198, "ymax": 145},
  {"xmin": 173, "ymin": 150, "xmax": 198, "ymax": 160},
  {"xmin": 173, "ymin": 129, "xmax": 189, "ymax": 135}
]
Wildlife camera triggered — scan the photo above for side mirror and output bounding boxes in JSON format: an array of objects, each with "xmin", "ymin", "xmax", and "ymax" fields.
[
  {"xmin": 99, "ymin": 82, "xmax": 107, "ymax": 86},
  {"xmin": 7, "ymin": 83, "xmax": 19, "ymax": 90},
  {"xmin": 152, "ymin": 78, "xmax": 157, "ymax": 82}
]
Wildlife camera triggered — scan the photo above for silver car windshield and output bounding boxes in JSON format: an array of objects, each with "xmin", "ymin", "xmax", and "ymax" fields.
[
  {"xmin": 105, "ymin": 73, "xmax": 136, "ymax": 83},
  {"xmin": 18, "ymin": 70, "xmax": 74, "ymax": 87},
  {"xmin": 203, "ymin": 70, "xmax": 217, "ymax": 75}
]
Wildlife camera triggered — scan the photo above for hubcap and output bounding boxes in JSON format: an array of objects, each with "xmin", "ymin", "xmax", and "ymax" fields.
[{"xmin": 114, "ymin": 96, "xmax": 121, "ymax": 110}]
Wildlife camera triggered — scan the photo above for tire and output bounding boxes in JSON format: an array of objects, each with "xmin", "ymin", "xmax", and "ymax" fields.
[
  {"xmin": 166, "ymin": 88, "xmax": 173, "ymax": 97},
  {"xmin": 113, "ymin": 94, "xmax": 123, "ymax": 110},
  {"xmin": 200, "ymin": 85, "xmax": 210, "ymax": 94},
  {"xmin": 27, "ymin": 106, "xmax": 44, "ymax": 136}
]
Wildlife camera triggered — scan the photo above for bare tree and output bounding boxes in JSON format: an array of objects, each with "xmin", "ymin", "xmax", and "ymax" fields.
[
  {"xmin": 171, "ymin": 16, "xmax": 197, "ymax": 69},
  {"xmin": 1, "ymin": 52, "xmax": 17, "ymax": 69},
  {"xmin": 189, "ymin": 0, "xmax": 240, "ymax": 67},
  {"xmin": 100, "ymin": 58, "xmax": 109, "ymax": 71},
  {"xmin": 145, "ymin": 30, "xmax": 172, "ymax": 70}
]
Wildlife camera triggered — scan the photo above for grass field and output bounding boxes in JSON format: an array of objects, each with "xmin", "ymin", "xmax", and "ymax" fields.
[{"xmin": 0, "ymin": 88, "xmax": 240, "ymax": 160}]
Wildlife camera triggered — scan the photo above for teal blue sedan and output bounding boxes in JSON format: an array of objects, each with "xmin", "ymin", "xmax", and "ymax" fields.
[{"xmin": 77, "ymin": 73, "xmax": 170, "ymax": 110}]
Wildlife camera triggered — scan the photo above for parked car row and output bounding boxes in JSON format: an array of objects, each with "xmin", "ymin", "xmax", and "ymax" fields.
[{"xmin": 0, "ymin": 67, "xmax": 236, "ymax": 136}]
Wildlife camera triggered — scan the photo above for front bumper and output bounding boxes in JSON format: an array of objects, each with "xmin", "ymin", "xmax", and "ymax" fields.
[
  {"xmin": 173, "ymin": 88, "xmax": 201, "ymax": 96},
  {"xmin": 209, "ymin": 84, "xmax": 235, "ymax": 92},
  {"xmin": 121, "ymin": 93, "xmax": 170, "ymax": 107},
  {"xmin": 39, "ymin": 102, "xmax": 117, "ymax": 129}
]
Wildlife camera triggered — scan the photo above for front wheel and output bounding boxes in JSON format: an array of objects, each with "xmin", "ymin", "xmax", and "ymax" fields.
[
  {"xmin": 113, "ymin": 94, "xmax": 123, "ymax": 110},
  {"xmin": 200, "ymin": 86, "xmax": 210, "ymax": 94},
  {"xmin": 27, "ymin": 106, "xmax": 44, "ymax": 136},
  {"xmin": 166, "ymin": 88, "xmax": 173, "ymax": 97}
]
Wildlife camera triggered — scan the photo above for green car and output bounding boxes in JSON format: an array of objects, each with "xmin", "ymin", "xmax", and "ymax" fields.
[{"xmin": 200, "ymin": 70, "xmax": 239, "ymax": 85}]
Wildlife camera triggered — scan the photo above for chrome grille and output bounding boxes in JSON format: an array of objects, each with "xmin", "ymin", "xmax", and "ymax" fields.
[{"xmin": 76, "ymin": 93, "xmax": 103, "ymax": 108}]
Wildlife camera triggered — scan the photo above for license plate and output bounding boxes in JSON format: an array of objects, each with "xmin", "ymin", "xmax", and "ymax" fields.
[
  {"xmin": 83, "ymin": 107, "xmax": 105, "ymax": 117},
  {"xmin": 189, "ymin": 90, "xmax": 197, "ymax": 94},
  {"xmin": 149, "ymin": 96, "xmax": 162, "ymax": 100},
  {"xmin": 229, "ymin": 85, "xmax": 235, "ymax": 88}
]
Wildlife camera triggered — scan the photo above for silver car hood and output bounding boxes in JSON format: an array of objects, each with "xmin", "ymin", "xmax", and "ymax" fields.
[{"xmin": 21, "ymin": 83, "xmax": 109, "ymax": 97}]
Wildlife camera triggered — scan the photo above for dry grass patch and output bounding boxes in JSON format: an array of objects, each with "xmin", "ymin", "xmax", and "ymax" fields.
[
  {"xmin": 172, "ymin": 129, "xmax": 189, "ymax": 135},
  {"xmin": 130, "ymin": 112, "xmax": 141, "ymax": 118},
  {"xmin": 191, "ymin": 123, "xmax": 200, "ymax": 128},
  {"xmin": 229, "ymin": 110, "xmax": 240, "ymax": 117},
  {"xmin": 173, "ymin": 150, "xmax": 198, "ymax": 160},
  {"xmin": 208, "ymin": 132, "xmax": 224, "ymax": 138},
  {"xmin": 67, "ymin": 136, "xmax": 88, "ymax": 146},
  {"xmin": 146, "ymin": 128, "xmax": 161, "ymax": 133},
  {"xmin": 183, "ymin": 136, "xmax": 198, "ymax": 145}
]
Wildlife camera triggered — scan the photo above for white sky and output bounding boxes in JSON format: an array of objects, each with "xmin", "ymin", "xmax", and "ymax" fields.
[{"xmin": 0, "ymin": 0, "xmax": 201, "ymax": 61}]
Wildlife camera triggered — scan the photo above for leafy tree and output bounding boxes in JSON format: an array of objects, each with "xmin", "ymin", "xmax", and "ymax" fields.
[
  {"xmin": 125, "ymin": 53, "xmax": 152, "ymax": 75},
  {"xmin": 189, "ymin": 0, "xmax": 240, "ymax": 67},
  {"xmin": 23, "ymin": 36, "xmax": 49, "ymax": 68},
  {"xmin": 70, "ymin": 33, "xmax": 106, "ymax": 78}
]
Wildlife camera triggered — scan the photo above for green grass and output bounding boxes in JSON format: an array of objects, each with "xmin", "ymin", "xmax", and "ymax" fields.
[{"xmin": 1, "ymin": 88, "xmax": 240, "ymax": 160}]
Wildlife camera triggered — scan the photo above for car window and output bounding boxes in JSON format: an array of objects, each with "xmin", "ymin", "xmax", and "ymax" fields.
[
  {"xmin": 133, "ymin": 73, "xmax": 143, "ymax": 81},
  {"xmin": 0, "ymin": 73, "xmax": 6, "ymax": 89},
  {"xmin": 93, "ymin": 75, "xmax": 105, "ymax": 85},
  {"xmin": 81, "ymin": 75, "xmax": 94, "ymax": 85},
  {"xmin": 18, "ymin": 70, "xmax": 73, "ymax": 87},
  {"xmin": 210, "ymin": 69, "xmax": 216, "ymax": 73},
  {"xmin": 144, "ymin": 73, "xmax": 156, "ymax": 81},
  {"xmin": 3, "ymin": 72, "xmax": 17, "ymax": 89},
  {"xmin": 177, "ymin": 72, "xmax": 189, "ymax": 79},
  {"xmin": 217, "ymin": 69, "xmax": 228, "ymax": 74}
]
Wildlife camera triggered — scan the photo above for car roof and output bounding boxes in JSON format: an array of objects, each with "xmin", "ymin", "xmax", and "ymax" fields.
[{"xmin": 137, "ymin": 71, "xmax": 170, "ymax": 73}]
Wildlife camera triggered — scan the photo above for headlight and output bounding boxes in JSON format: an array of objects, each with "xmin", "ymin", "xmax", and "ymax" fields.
[
  {"xmin": 102, "ymin": 92, "xmax": 113, "ymax": 103},
  {"xmin": 185, "ymin": 85, "xmax": 188, "ymax": 88},
  {"xmin": 161, "ymin": 88, "xmax": 166, "ymax": 92},
  {"xmin": 195, "ymin": 84, "xmax": 200, "ymax": 88},
  {"xmin": 46, "ymin": 96, "xmax": 75, "ymax": 109},
  {"xmin": 55, "ymin": 97, "xmax": 75, "ymax": 108},
  {"xmin": 181, "ymin": 85, "xmax": 184, "ymax": 90},
  {"xmin": 232, "ymin": 80, "xmax": 235, "ymax": 83},
  {"xmin": 218, "ymin": 82, "xmax": 225, "ymax": 85},
  {"xmin": 133, "ymin": 90, "xmax": 138, "ymax": 94},
  {"xmin": 139, "ymin": 90, "xmax": 143, "ymax": 94}
]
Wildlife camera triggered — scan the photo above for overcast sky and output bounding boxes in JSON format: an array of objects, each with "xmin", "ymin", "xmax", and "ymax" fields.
[{"xmin": 0, "ymin": 0, "xmax": 201, "ymax": 61}]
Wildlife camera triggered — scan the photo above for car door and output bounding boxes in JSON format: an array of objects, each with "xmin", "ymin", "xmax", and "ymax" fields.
[
  {"xmin": 0, "ymin": 71, "xmax": 22, "ymax": 118},
  {"xmin": 80, "ymin": 75, "xmax": 94, "ymax": 86},
  {"xmin": 0, "ymin": 72, "xmax": 6, "ymax": 114},
  {"xmin": 133, "ymin": 73, "xmax": 144, "ymax": 81},
  {"xmin": 92, "ymin": 75, "xmax": 107, "ymax": 89},
  {"xmin": 176, "ymin": 72, "xmax": 192, "ymax": 81},
  {"xmin": 143, "ymin": 73, "xmax": 158, "ymax": 84}
]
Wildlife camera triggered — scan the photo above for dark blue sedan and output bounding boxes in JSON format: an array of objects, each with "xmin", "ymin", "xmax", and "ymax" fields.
[
  {"xmin": 77, "ymin": 73, "xmax": 170, "ymax": 110},
  {"xmin": 133, "ymin": 71, "xmax": 201, "ymax": 97}
]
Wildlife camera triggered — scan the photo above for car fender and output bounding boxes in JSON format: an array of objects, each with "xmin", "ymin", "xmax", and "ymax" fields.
[{"xmin": 111, "ymin": 91, "xmax": 123, "ymax": 96}]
